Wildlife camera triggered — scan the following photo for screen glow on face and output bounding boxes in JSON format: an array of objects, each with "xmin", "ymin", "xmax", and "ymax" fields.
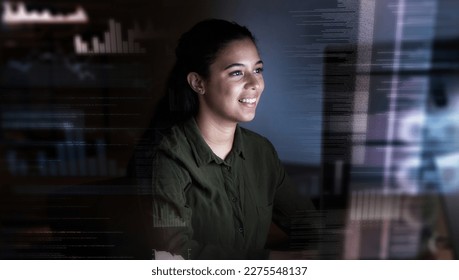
[{"xmin": 199, "ymin": 38, "xmax": 265, "ymax": 125}]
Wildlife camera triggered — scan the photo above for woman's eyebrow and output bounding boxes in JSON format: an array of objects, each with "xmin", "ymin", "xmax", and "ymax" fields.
[
  {"xmin": 224, "ymin": 63, "xmax": 244, "ymax": 70},
  {"xmin": 224, "ymin": 60, "xmax": 263, "ymax": 70}
]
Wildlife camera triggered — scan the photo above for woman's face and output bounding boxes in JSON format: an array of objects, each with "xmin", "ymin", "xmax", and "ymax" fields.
[{"xmin": 198, "ymin": 38, "xmax": 264, "ymax": 125}]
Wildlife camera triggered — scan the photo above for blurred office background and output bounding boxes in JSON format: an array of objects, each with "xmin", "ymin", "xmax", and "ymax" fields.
[{"xmin": 1, "ymin": 0, "xmax": 458, "ymax": 259}]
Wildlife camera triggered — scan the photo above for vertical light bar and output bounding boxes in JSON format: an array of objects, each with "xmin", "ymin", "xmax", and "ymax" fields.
[
  {"xmin": 74, "ymin": 35, "xmax": 82, "ymax": 54},
  {"xmin": 93, "ymin": 37, "xmax": 100, "ymax": 54},
  {"xmin": 345, "ymin": 0, "xmax": 377, "ymax": 260},
  {"xmin": 383, "ymin": 0, "xmax": 406, "ymax": 191},
  {"xmin": 109, "ymin": 19, "xmax": 117, "ymax": 53},
  {"xmin": 380, "ymin": 0, "xmax": 406, "ymax": 260},
  {"xmin": 115, "ymin": 21, "xmax": 123, "ymax": 53},
  {"xmin": 105, "ymin": 32, "xmax": 111, "ymax": 53}
]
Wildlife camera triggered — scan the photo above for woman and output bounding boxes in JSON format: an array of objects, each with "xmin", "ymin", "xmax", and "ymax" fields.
[{"xmin": 144, "ymin": 19, "xmax": 316, "ymax": 259}]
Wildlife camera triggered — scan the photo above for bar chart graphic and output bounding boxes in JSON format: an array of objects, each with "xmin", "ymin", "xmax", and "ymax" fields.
[
  {"xmin": 6, "ymin": 135, "xmax": 125, "ymax": 177},
  {"xmin": 6, "ymin": 137, "xmax": 125, "ymax": 177},
  {"xmin": 153, "ymin": 205, "xmax": 187, "ymax": 228},
  {"xmin": 3, "ymin": 110, "xmax": 125, "ymax": 178},
  {"xmin": 74, "ymin": 19, "xmax": 154, "ymax": 55},
  {"xmin": 2, "ymin": 2, "xmax": 88, "ymax": 25}
]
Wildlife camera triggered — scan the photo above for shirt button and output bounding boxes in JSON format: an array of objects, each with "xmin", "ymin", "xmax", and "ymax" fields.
[
  {"xmin": 238, "ymin": 227, "xmax": 244, "ymax": 233},
  {"xmin": 231, "ymin": 197, "xmax": 238, "ymax": 202}
]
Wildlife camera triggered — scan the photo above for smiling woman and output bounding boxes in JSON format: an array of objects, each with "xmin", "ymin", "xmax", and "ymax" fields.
[{"xmin": 135, "ymin": 19, "xmax": 317, "ymax": 260}]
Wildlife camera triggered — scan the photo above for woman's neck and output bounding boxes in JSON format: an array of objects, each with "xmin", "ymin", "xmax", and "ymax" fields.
[{"xmin": 195, "ymin": 114, "xmax": 236, "ymax": 160}]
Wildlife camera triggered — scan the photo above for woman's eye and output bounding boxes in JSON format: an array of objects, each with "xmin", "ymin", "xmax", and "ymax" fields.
[
  {"xmin": 254, "ymin": 67, "xmax": 264, "ymax": 74},
  {"xmin": 230, "ymin": 70, "xmax": 243, "ymax": 76}
]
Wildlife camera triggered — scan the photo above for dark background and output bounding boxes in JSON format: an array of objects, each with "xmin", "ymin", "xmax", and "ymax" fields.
[{"xmin": 1, "ymin": 0, "xmax": 459, "ymax": 259}]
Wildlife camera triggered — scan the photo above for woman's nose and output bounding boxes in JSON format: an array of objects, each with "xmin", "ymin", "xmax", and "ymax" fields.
[{"xmin": 245, "ymin": 73, "xmax": 261, "ymax": 90}]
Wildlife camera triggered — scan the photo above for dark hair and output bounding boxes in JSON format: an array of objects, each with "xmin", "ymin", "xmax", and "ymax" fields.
[{"xmin": 155, "ymin": 18, "xmax": 257, "ymax": 127}]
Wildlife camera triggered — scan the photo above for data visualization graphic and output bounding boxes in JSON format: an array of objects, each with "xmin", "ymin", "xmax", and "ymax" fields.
[
  {"xmin": 2, "ymin": 2, "xmax": 88, "ymax": 25},
  {"xmin": 74, "ymin": 19, "xmax": 155, "ymax": 55}
]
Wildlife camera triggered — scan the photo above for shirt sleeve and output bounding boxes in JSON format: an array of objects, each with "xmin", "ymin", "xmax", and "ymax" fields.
[{"xmin": 147, "ymin": 149, "xmax": 269, "ymax": 260}]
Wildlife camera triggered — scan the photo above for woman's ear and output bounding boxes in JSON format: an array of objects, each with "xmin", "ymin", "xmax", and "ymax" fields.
[{"xmin": 187, "ymin": 72, "xmax": 205, "ymax": 95}]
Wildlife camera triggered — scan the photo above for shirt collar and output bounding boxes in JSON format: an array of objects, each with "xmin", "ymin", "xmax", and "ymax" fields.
[{"xmin": 182, "ymin": 118, "xmax": 245, "ymax": 167}]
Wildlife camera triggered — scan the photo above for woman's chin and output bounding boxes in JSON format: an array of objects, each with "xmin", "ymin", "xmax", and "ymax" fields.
[{"xmin": 238, "ymin": 113, "xmax": 256, "ymax": 123}]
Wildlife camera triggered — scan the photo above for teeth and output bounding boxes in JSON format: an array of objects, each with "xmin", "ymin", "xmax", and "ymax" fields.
[{"xmin": 238, "ymin": 98, "xmax": 256, "ymax": 104}]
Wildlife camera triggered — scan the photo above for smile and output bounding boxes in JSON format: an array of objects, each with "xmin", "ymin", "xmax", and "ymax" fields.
[{"xmin": 238, "ymin": 98, "xmax": 257, "ymax": 104}]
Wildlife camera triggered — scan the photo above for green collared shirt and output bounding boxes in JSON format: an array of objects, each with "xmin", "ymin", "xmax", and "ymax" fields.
[{"xmin": 149, "ymin": 118, "xmax": 315, "ymax": 259}]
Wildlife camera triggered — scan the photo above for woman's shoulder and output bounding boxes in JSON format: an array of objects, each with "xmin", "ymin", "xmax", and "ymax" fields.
[
  {"xmin": 151, "ymin": 125, "xmax": 193, "ymax": 181},
  {"xmin": 155, "ymin": 123, "xmax": 190, "ymax": 158},
  {"xmin": 238, "ymin": 126, "xmax": 277, "ymax": 153}
]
